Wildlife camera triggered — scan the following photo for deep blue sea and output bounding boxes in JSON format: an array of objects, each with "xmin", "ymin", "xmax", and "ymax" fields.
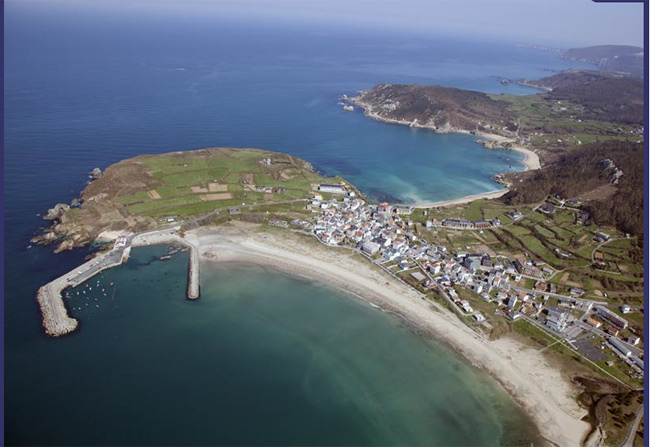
[{"xmin": 4, "ymin": 3, "xmax": 594, "ymax": 445}]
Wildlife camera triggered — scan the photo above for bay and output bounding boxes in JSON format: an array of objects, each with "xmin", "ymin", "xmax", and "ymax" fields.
[
  {"xmin": 6, "ymin": 246, "xmax": 541, "ymax": 446},
  {"xmin": 4, "ymin": 4, "xmax": 593, "ymax": 445}
]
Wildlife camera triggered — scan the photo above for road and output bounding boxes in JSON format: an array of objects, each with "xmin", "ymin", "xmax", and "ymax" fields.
[
  {"xmin": 66, "ymin": 249, "xmax": 125, "ymax": 285},
  {"xmin": 575, "ymin": 320, "xmax": 643, "ymax": 358},
  {"xmin": 510, "ymin": 285, "xmax": 608, "ymax": 306},
  {"xmin": 185, "ymin": 198, "xmax": 308, "ymax": 226},
  {"xmin": 519, "ymin": 314, "xmax": 632, "ymax": 388},
  {"xmin": 592, "ymin": 237, "xmax": 627, "ymax": 263},
  {"xmin": 500, "ymin": 197, "xmax": 548, "ymax": 228},
  {"xmin": 620, "ymin": 406, "xmax": 643, "ymax": 447}
]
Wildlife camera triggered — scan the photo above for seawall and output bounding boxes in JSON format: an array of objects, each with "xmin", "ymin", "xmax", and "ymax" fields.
[{"xmin": 38, "ymin": 228, "xmax": 200, "ymax": 337}]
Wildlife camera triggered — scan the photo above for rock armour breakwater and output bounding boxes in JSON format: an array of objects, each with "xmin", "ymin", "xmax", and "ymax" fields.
[
  {"xmin": 38, "ymin": 228, "xmax": 200, "ymax": 336},
  {"xmin": 37, "ymin": 285, "xmax": 78, "ymax": 337},
  {"xmin": 35, "ymin": 247, "xmax": 127, "ymax": 336}
]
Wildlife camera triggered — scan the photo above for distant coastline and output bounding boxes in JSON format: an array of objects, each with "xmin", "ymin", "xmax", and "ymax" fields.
[
  {"xmin": 346, "ymin": 94, "xmax": 541, "ymax": 208},
  {"xmin": 347, "ymin": 94, "xmax": 541, "ymax": 171}
]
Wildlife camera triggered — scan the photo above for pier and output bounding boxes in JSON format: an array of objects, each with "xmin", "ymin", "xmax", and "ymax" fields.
[
  {"xmin": 131, "ymin": 230, "xmax": 200, "ymax": 300},
  {"xmin": 188, "ymin": 242, "xmax": 200, "ymax": 299},
  {"xmin": 37, "ymin": 227, "xmax": 200, "ymax": 337}
]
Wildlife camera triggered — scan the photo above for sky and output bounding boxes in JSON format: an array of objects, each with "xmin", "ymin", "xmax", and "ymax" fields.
[{"xmin": 6, "ymin": 0, "xmax": 645, "ymax": 47}]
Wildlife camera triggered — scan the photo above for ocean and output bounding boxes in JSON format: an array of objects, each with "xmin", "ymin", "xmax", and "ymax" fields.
[{"xmin": 4, "ymin": 2, "xmax": 592, "ymax": 445}]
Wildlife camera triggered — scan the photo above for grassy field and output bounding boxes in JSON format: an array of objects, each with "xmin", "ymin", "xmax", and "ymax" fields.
[
  {"xmin": 420, "ymin": 197, "xmax": 643, "ymax": 302},
  {"xmin": 113, "ymin": 148, "xmax": 343, "ymax": 219},
  {"xmin": 488, "ymin": 93, "xmax": 643, "ymax": 153}
]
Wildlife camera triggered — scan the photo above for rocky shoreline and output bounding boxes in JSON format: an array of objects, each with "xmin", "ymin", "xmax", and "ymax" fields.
[
  {"xmin": 32, "ymin": 165, "xmax": 155, "ymax": 253},
  {"xmin": 345, "ymin": 92, "xmax": 541, "ymax": 172},
  {"xmin": 347, "ymin": 93, "xmax": 470, "ymax": 134}
]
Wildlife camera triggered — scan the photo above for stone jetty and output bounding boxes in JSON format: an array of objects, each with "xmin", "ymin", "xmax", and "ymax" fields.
[
  {"xmin": 187, "ymin": 243, "xmax": 200, "ymax": 299},
  {"xmin": 36, "ymin": 245, "xmax": 127, "ymax": 336},
  {"xmin": 37, "ymin": 284, "xmax": 78, "ymax": 337},
  {"xmin": 37, "ymin": 227, "xmax": 200, "ymax": 337},
  {"xmin": 131, "ymin": 229, "xmax": 200, "ymax": 300}
]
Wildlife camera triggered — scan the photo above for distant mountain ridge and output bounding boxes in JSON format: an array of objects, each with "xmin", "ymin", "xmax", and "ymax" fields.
[{"xmin": 560, "ymin": 45, "xmax": 643, "ymax": 78}]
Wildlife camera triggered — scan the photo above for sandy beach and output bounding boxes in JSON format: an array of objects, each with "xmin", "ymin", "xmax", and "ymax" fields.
[
  {"xmin": 407, "ymin": 135, "xmax": 540, "ymax": 208},
  {"xmin": 476, "ymin": 131, "xmax": 542, "ymax": 171},
  {"xmin": 416, "ymin": 188, "xmax": 511, "ymax": 208},
  {"xmin": 183, "ymin": 225, "xmax": 592, "ymax": 447},
  {"xmin": 349, "ymin": 95, "xmax": 542, "ymax": 174},
  {"xmin": 349, "ymin": 97, "xmax": 541, "ymax": 209}
]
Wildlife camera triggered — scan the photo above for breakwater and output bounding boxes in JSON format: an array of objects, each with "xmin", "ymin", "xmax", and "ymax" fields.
[
  {"xmin": 36, "ymin": 245, "xmax": 129, "ymax": 336},
  {"xmin": 131, "ymin": 230, "xmax": 200, "ymax": 300},
  {"xmin": 37, "ymin": 228, "xmax": 200, "ymax": 336}
]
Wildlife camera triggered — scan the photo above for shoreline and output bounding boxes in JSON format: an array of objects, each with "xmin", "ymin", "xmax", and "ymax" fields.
[
  {"xmin": 183, "ymin": 226, "xmax": 592, "ymax": 447},
  {"xmin": 348, "ymin": 95, "xmax": 541, "ymax": 208},
  {"xmin": 348, "ymin": 94, "xmax": 541, "ymax": 171},
  {"xmin": 413, "ymin": 187, "xmax": 510, "ymax": 208}
]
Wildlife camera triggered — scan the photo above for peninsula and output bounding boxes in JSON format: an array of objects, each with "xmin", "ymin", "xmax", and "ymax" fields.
[
  {"xmin": 35, "ymin": 68, "xmax": 644, "ymax": 446},
  {"xmin": 35, "ymin": 138, "xmax": 644, "ymax": 446},
  {"xmin": 347, "ymin": 69, "xmax": 643, "ymax": 166}
]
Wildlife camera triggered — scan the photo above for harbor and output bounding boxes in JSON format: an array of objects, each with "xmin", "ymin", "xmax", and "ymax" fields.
[{"xmin": 36, "ymin": 227, "xmax": 200, "ymax": 337}]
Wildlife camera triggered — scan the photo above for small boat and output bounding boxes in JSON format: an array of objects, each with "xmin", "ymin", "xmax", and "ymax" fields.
[
  {"xmin": 110, "ymin": 282, "xmax": 114, "ymax": 286},
  {"xmin": 82, "ymin": 290, "xmax": 86, "ymax": 294}
]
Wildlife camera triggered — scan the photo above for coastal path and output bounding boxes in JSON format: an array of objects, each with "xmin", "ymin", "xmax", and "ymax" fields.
[
  {"xmin": 520, "ymin": 314, "xmax": 633, "ymax": 389},
  {"xmin": 183, "ymin": 198, "xmax": 309, "ymax": 227},
  {"xmin": 620, "ymin": 405, "xmax": 643, "ymax": 447},
  {"xmin": 412, "ymin": 259, "xmax": 467, "ymax": 319}
]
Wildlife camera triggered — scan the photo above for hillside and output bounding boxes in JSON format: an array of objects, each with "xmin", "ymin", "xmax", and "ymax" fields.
[
  {"xmin": 502, "ymin": 140, "xmax": 644, "ymax": 236},
  {"xmin": 560, "ymin": 45, "xmax": 644, "ymax": 78},
  {"xmin": 349, "ymin": 84, "xmax": 516, "ymax": 134},
  {"xmin": 526, "ymin": 70, "xmax": 644, "ymax": 125},
  {"xmin": 33, "ymin": 147, "xmax": 344, "ymax": 252}
]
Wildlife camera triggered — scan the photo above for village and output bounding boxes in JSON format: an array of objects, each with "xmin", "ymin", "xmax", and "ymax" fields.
[{"xmin": 303, "ymin": 183, "xmax": 644, "ymax": 385}]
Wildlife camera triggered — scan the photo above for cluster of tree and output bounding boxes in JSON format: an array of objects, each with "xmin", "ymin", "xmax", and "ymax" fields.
[
  {"xmin": 502, "ymin": 140, "xmax": 644, "ymax": 236},
  {"xmin": 532, "ymin": 71, "xmax": 643, "ymax": 125},
  {"xmin": 359, "ymin": 84, "xmax": 514, "ymax": 131}
]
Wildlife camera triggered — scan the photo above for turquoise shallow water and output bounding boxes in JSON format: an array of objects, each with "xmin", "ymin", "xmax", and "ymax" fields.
[
  {"xmin": 4, "ymin": 4, "xmax": 594, "ymax": 445},
  {"xmin": 6, "ymin": 246, "xmax": 541, "ymax": 445}
]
